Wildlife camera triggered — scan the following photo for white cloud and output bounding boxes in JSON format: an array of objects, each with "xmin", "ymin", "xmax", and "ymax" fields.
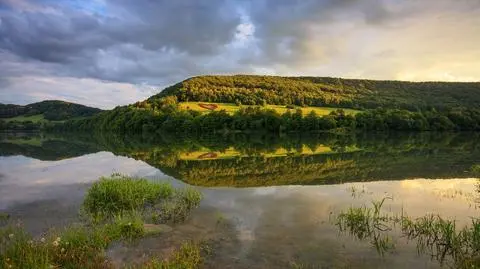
[{"xmin": 0, "ymin": 75, "xmax": 155, "ymax": 109}]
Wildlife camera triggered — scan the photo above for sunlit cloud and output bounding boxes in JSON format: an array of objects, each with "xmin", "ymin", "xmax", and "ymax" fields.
[{"xmin": 0, "ymin": 0, "xmax": 479, "ymax": 107}]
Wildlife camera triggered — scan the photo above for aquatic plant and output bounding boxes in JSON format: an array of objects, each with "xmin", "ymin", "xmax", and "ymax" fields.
[
  {"xmin": 336, "ymin": 197, "xmax": 394, "ymax": 256},
  {"xmin": 336, "ymin": 199, "xmax": 480, "ymax": 268},
  {"xmin": 83, "ymin": 174, "xmax": 175, "ymax": 217},
  {"xmin": 134, "ymin": 241, "xmax": 206, "ymax": 269},
  {"xmin": 83, "ymin": 174, "xmax": 203, "ymax": 225},
  {"xmin": 150, "ymin": 187, "xmax": 203, "ymax": 224},
  {"xmin": 400, "ymin": 215, "xmax": 480, "ymax": 268}
]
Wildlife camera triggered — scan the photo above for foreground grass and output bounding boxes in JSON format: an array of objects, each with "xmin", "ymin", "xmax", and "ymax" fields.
[
  {"xmin": 179, "ymin": 101, "xmax": 360, "ymax": 116},
  {"xmin": 1, "ymin": 225, "xmax": 205, "ymax": 269},
  {"xmin": 1, "ymin": 174, "xmax": 204, "ymax": 269},
  {"xmin": 336, "ymin": 199, "xmax": 480, "ymax": 268}
]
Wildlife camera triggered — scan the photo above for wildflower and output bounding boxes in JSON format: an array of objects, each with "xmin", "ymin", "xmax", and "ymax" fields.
[
  {"xmin": 52, "ymin": 240, "xmax": 59, "ymax": 247},
  {"xmin": 61, "ymin": 248, "xmax": 65, "ymax": 253},
  {"xmin": 56, "ymin": 237, "xmax": 61, "ymax": 242},
  {"xmin": 28, "ymin": 240, "xmax": 34, "ymax": 245},
  {"xmin": 8, "ymin": 234, "xmax": 14, "ymax": 239},
  {"xmin": 6, "ymin": 258, "xmax": 10, "ymax": 261},
  {"xmin": 40, "ymin": 237, "xmax": 46, "ymax": 243}
]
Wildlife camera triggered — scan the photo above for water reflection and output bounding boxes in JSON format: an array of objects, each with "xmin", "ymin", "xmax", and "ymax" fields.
[
  {"xmin": 1, "ymin": 131, "xmax": 479, "ymax": 187},
  {"xmin": 0, "ymin": 132, "xmax": 479, "ymax": 268}
]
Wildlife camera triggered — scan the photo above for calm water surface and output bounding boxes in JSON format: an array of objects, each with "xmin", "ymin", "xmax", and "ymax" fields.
[{"xmin": 0, "ymin": 132, "xmax": 479, "ymax": 268}]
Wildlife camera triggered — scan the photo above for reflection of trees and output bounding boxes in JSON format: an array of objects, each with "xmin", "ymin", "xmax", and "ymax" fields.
[{"xmin": 2, "ymin": 132, "xmax": 480, "ymax": 187}]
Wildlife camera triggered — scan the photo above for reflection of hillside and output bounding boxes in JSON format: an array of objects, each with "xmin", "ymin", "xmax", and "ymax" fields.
[
  {"xmin": 178, "ymin": 145, "xmax": 360, "ymax": 161},
  {"xmin": 2, "ymin": 132, "xmax": 479, "ymax": 187},
  {"xmin": 0, "ymin": 133, "xmax": 101, "ymax": 160},
  {"xmin": 92, "ymin": 132, "xmax": 480, "ymax": 187}
]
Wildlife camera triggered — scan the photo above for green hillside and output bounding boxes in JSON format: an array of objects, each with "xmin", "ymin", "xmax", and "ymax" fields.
[
  {"xmin": 0, "ymin": 100, "xmax": 102, "ymax": 121},
  {"xmin": 149, "ymin": 75, "xmax": 480, "ymax": 111},
  {"xmin": 58, "ymin": 75, "xmax": 480, "ymax": 134}
]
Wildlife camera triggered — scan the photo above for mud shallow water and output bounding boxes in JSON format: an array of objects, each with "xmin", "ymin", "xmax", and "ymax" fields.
[{"xmin": 0, "ymin": 133, "xmax": 479, "ymax": 268}]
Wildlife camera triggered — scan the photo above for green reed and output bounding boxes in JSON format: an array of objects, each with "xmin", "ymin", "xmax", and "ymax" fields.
[{"xmin": 336, "ymin": 199, "xmax": 480, "ymax": 268}]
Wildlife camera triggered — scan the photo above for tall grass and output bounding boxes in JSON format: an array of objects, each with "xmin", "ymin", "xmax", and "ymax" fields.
[
  {"xmin": 83, "ymin": 174, "xmax": 174, "ymax": 217},
  {"xmin": 83, "ymin": 174, "xmax": 203, "ymax": 225},
  {"xmin": 336, "ymin": 199, "xmax": 480, "ymax": 268}
]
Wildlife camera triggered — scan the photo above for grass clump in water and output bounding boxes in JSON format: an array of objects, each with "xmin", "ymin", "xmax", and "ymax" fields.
[
  {"xmin": 151, "ymin": 187, "xmax": 203, "ymax": 224},
  {"xmin": 83, "ymin": 174, "xmax": 202, "ymax": 225},
  {"xmin": 83, "ymin": 174, "xmax": 175, "ymax": 217},
  {"xmin": 135, "ymin": 241, "xmax": 206, "ymax": 269}
]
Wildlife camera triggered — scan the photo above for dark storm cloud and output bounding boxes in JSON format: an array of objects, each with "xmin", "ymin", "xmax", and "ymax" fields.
[
  {"xmin": 0, "ymin": 0, "xmax": 479, "ymax": 107},
  {"xmin": 0, "ymin": 0, "xmax": 241, "ymax": 83},
  {"xmin": 0, "ymin": 0, "xmax": 240, "ymax": 60}
]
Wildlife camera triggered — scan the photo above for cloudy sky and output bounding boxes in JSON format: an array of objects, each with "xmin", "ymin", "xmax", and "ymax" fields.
[{"xmin": 1, "ymin": 0, "xmax": 479, "ymax": 108}]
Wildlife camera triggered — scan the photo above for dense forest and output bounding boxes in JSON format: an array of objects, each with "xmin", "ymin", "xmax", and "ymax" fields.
[
  {"xmin": 150, "ymin": 75, "xmax": 480, "ymax": 111},
  {"xmin": 56, "ymin": 98, "xmax": 480, "ymax": 133},
  {"xmin": 0, "ymin": 100, "xmax": 102, "ymax": 120}
]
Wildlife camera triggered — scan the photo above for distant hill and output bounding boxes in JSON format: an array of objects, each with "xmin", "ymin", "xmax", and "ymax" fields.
[
  {"xmin": 0, "ymin": 100, "xmax": 102, "ymax": 121},
  {"xmin": 149, "ymin": 75, "xmax": 480, "ymax": 111}
]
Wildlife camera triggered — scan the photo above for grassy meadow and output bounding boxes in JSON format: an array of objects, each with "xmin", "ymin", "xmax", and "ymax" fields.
[
  {"xmin": 179, "ymin": 101, "xmax": 360, "ymax": 116},
  {"xmin": 3, "ymin": 114, "xmax": 47, "ymax": 123}
]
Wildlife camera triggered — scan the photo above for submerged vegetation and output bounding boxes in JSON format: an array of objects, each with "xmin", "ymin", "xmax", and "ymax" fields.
[
  {"xmin": 135, "ymin": 241, "xmax": 207, "ymax": 269},
  {"xmin": 0, "ymin": 175, "xmax": 205, "ymax": 269},
  {"xmin": 336, "ymin": 199, "xmax": 480, "ymax": 268}
]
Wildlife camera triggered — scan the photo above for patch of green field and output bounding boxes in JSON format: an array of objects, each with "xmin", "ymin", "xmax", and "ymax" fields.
[
  {"xmin": 3, "ymin": 114, "xmax": 46, "ymax": 123},
  {"xmin": 179, "ymin": 145, "xmax": 360, "ymax": 161},
  {"xmin": 179, "ymin": 102, "xmax": 360, "ymax": 116}
]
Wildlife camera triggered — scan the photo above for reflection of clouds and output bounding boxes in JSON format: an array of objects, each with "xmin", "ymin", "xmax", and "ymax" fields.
[
  {"xmin": 201, "ymin": 179, "xmax": 478, "ymax": 267},
  {"xmin": 0, "ymin": 152, "xmax": 172, "ymax": 210}
]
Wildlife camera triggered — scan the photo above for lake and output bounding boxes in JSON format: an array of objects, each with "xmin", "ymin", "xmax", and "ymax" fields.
[{"xmin": 0, "ymin": 131, "xmax": 479, "ymax": 268}]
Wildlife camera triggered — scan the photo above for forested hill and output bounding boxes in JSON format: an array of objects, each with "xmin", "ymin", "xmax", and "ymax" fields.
[
  {"xmin": 0, "ymin": 100, "xmax": 102, "ymax": 121},
  {"xmin": 149, "ymin": 75, "xmax": 480, "ymax": 111}
]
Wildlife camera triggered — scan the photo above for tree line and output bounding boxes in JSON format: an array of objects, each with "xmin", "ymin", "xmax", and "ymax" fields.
[{"xmin": 54, "ymin": 96, "xmax": 480, "ymax": 134}]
